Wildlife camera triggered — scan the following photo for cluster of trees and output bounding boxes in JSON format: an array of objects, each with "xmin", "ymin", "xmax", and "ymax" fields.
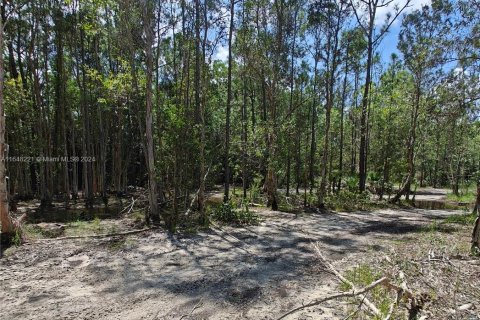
[{"xmin": 0, "ymin": 0, "xmax": 479, "ymax": 236}]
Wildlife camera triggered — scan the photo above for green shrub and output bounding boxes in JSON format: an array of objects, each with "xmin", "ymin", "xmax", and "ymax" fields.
[
  {"xmin": 211, "ymin": 201, "xmax": 259, "ymax": 225},
  {"xmin": 443, "ymin": 212, "xmax": 477, "ymax": 225},
  {"xmin": 345, "ymin": 175, "xmax": 359, "ymax": 192},
  {"xmin": 341, "ymin": 264, "xmax": 394, "ymax": 318},
  {"xmin": 248, "ymin": 176, "xmax": 263, "ymax": 204},
  {"xmin": 325, "ymin": 189, "xmax": 371, "ymax": 211}
]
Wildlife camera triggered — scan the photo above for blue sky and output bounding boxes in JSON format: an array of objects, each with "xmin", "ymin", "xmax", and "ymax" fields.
[
  {"xmin": 376, "ymin": 0, "xmax": 432, "ymax": 63},
  {"xmin": 214, "ymin": 0, "xmax": 433, "ymax": 64}
]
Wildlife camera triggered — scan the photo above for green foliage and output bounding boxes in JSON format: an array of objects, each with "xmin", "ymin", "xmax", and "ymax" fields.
[
  {"xmin": 12, "ymin": 230, "xmax": 22, "ymax": 247},
  {"xmin": 340, "ymin": 264, "xmax": 394, "ymax": 319},
  {"xmin": 211, "ymin": 202, "xmax": 259, "ymax": 226},
  {"xmin": 446, "ymin": 183, "xmax": 476, "ymax": 203},
  {"xmin": 325, "ymin": 189, "xmax": 371, "ymax": 212},
  {"xmin": 367, "ymin": 171, "xmax": 380, "ymax": 184},
  {"xmin": 345, "ymin": 175, "xmax": 359, "ymax": 192},
  {"xmin": 443, "ymin": 213, "xmax": 477, "ymax": 225},
  {"xmin": 65, "ymin": 218, "xmax": 104, "ymax": 236},
  {"xmin": 248, "ymin": 176, "xmax": 264, "ymax": 204}
]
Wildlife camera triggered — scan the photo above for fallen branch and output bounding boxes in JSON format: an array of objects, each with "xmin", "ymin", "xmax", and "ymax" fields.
[
  {"xmin": 34, "ymin": 227, "xmax": 154, "ymax": 241},
  {"xmin": 278, "ymin": 244, "xmax": 428, "ymax": 320},
  {"xmin": 119, "ymin": 197, "xmax": 137, "ymax": 215},
  {"xmin": 277, "ymin": 277, "xmax": 389, "ymax": 319},
  {"xmin": 383, "ymin": 290, "xmax": 400, "ymax": 320},
  {"xmin": 313, "ymin": 244, "xmax": 383, "ymax": 316},
  {"xmin": 343, "ymin": 295, "xmax": 366, "ymax": 320}
]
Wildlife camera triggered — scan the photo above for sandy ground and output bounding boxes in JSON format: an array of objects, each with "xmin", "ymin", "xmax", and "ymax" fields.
[
  {"xmin": 406, "ymin": 187, "xmax": 448, "ymax": 201},
  {"xmin": 1, "ymin": 207, "xmax": 478, "ymax": 320}
]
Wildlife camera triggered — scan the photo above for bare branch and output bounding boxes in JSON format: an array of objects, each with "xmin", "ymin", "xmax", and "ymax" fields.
[
  {"xmin": 350, "ymin": 0, "xmax": 368, "ymax": 35},
  {"xmin": 277, "ymin": 277, "xmax": 389, "ymax": 320},
  {"xmin": 377, "ymin": 0, "xmax": 395, "ymax": 8},
  {"xmin": 373, "ymin": 0, "xmax": 412, "ymax": 46},
  {"xmin": 313, "ymin": 244, "xmax": 383, "ymax": 316},
  {"xmin": 4, "ymin": 1, "xmax": 28, "ymax": 29}
]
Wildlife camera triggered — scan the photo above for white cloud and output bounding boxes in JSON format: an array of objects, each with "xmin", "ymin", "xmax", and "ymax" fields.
[
  {"xmin": 375, "ymin": 0, "xmax": 432, "ymax": 25},
  {"xmin": 214, "ymin": 45, "xmax": 229, "ymax": 62}
]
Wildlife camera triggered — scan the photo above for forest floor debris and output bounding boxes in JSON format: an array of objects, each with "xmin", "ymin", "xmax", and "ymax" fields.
[{"xmin": 1, "ymin": 206, "xmax": 479, "ymax": 319}]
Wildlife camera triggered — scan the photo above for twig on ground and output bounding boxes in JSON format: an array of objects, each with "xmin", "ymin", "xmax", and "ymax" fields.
[
  {"xmin": 277, "ymin": 276, "xmax": 389, "ymax": 319},
  {"xmin": 119, "ymin": 197, "xmax": 137, "ymax": 215},
  {"xmin": 313, "ymin": 244, "xmax": 383, "ymax": 316},
  {"xmin": 279, "ymin": 243, "xmax": 429, "ymax": 320},
  {"xmin": 343, "ymin": 295, "xmax": 366, "ymax": 320},
  {"xmin": 179, "ymin": 297, "xmax": 204, "ymax": 320},
  {"xmin": 383, "ymin": 290, "xmax": 400, "ymax": 320}
]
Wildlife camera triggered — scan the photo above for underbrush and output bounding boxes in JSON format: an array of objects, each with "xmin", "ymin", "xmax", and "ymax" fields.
[
  {"xmin": 340, "ymin": 264, "xmax": 398, "ymax": 319},
  {"xmin": 446, "ymin": 192, "xmax": 476, "ymax": 203},
  {"xmin": 325, "ymin": 190, "xmax": 373, "ymax": 212},
  {"xmin": 210, "ymin": 201, "xmax": 259, "ymax": 226},
  {"xmin": 446, "ymin": 182, "xmax": 476, "ymax": 203},
  {"xmin": 443, "ymin": 212, "xmax": 477, "ymax": 225}
]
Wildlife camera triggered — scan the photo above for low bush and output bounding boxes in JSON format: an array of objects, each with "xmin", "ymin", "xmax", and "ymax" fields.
[
  {"xmin": 325, "ymin": 189, "xmax": 371, "ymax": 212},
  {"xmin": 211, "ymin": 201, "xmax": 259, "ymax": 225}
]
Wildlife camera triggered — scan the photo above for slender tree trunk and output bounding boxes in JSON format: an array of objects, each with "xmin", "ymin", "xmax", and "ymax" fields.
[
  {"xmin": 79, "ymin": 27, "xmax": 93, "ymax": 208},
  {"xmin": 391, "ymin": 83, "xmax": 421, "ymax": 203},
  {"xmin": 54, "ymin": 7, "xmax": 70, "ymax": 208},
  {"xmin": 338, "ymin": 44, "xmax": 349, "ymax": 192},
  {"xmin": 241, "ymin": 66, "xmax": 248, "ymax": 199},
  {"xmin": 309, "ymin": 59, "xmax": 319, "ymax": 194},
  {"xmin": 143, "ymin": 0, "xmax": 160, "ymax": 225},
  {"xmin": 359, "ymin": 30, "xmax": 373, "ymax": 192},
  {"xmin": 198, "ymin": 0, "xmax": 208, "ymax": 223},
  {"xmin": 318, "ymin": 24, "xmax": 340, "ymax": 207},
  {"xmin": 471, "ymin": 180, "xmax": 480, "ymax": 253},
  {"xmin": 0, "ymin": 15, "xmax": 17, "ymax": 243},
  {"xmin": 350, "ymin": 72, "xmax": 358, "ymax": 176},
  {"xmin": 286, "ymin": 8, "xmax": 298, "ymax": 197},
  {"xmin": 224, "ymin": 0, "xmax": 234, "ymax": 202}
]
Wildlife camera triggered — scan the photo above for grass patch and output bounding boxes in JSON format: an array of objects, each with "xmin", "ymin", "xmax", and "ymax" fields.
[
  {"xmin": 21, "ymin": 224, "xmax": 45, "ymax": 240},
  {"xmin": 325, "ymin": 190, "xmax": 373, "ymax": 212},
  {"xmin": 340, "ymin": 264, "xmax": 395, "ymax": 319},
  {"xmin": 65, "ymin": 217, "xmax": 105, "ymax": 236},
  {"xmin": 129, "ymin": 210, "xmax": 145, "ymax": 223},
  {"xmin": 443, "ymin": 212, "xmax": 477, "ymax": 225},
  {"xmin": 446, "ymin": 192, "xmax": 475, "ymax": 203}
]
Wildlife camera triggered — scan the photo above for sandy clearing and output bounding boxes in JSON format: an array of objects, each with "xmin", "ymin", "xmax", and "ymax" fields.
[{"xmin": 0, "ymin": 207, "xmax": 470, "ymax": 320}]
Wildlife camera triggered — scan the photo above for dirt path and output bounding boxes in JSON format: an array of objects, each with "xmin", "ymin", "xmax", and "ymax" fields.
[
  {"xmin": 0, "ymin": 208, "xmax": 477, "ymax": 320},
  {"xmin": 407, "ymin": 187, "xmax": 448, "ymax": 201}
]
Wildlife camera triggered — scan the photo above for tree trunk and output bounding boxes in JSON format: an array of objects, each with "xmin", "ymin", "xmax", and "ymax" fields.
[
  {"xmin": 359, "ymin": 31, "xmax": 373, "ymax": 192},
  {"xmin": 143, "ymin": 0, "xmax": 160, "ymax": 225},
  {"xmin": 0, "ymin": 13, "xmax": 17, "ymax": 243},
  {"xmin": 309, "ymin": 59, "xmax": 319, "ymax": 194},
  {"xmin": 318, "ymin": 22, "xmax": 340, "ymax": 207},
  {"xmin": 54, "ymin": 7, "xmax": 70, "ymax": 208},
  {"xmin": 286, "ymin": 7, "xmax": 298, "ymax": 197},
  {"xmin": 338, "ymin": 41, "xmax": 349, "ymax": 192},
  {"xmin": 198, "ymin": 0, "xmax": 208, "ymax": 224},
  {"xmin": 472, "ymin": 181, "xmax": 480, "ymax": 253},
  {"xmin": 224, "ymin": 0, "xmax": 234, "ymax": 202},
  {"xmin": 391, "ymin": 84, "xmax": 421, "ymax": 203}
]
